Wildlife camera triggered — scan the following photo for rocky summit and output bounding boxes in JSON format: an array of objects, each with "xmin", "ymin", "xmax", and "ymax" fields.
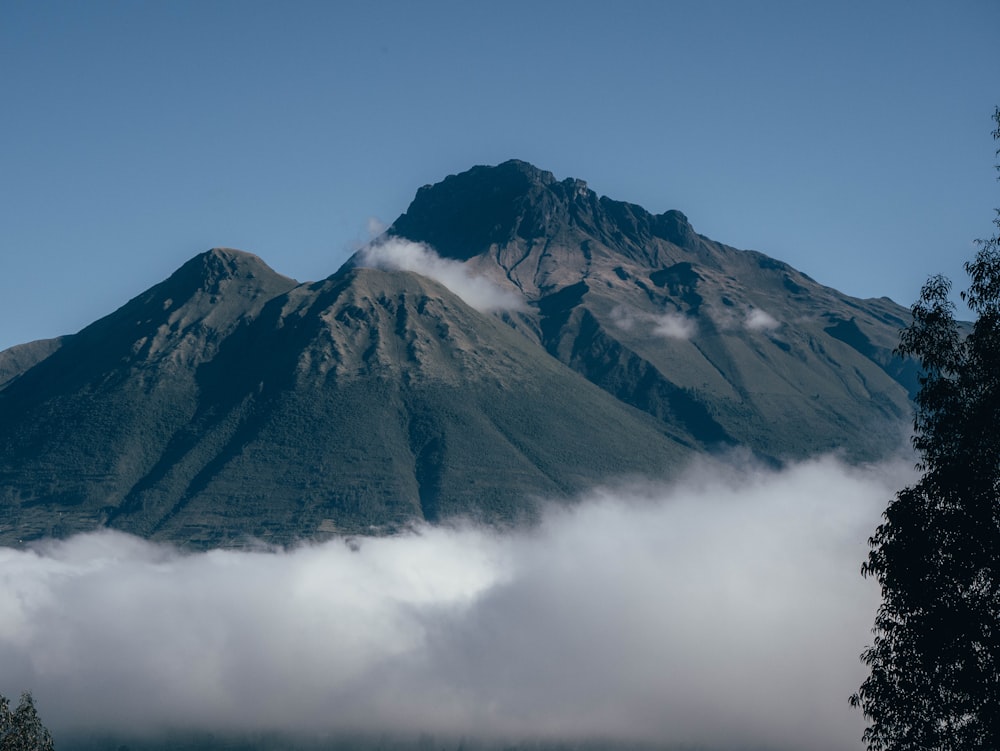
[{"xmin": 0, "ymin": 161, "xmax": 917, "ymax": 547}]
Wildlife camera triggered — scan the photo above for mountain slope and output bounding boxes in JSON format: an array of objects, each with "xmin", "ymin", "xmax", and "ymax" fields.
[
  {"xmin": 0, "ymin": 256, "xmax": 690, "ymax": 547},
  {"xmin": 387, "ymin": 159, "xmax": 916, "ymax": 461},
  {"xmin": 0, "ymin": 159, "xmax": 919, "ymax": 547},
  {"xmin": 0, "ymin": 337, "xmax": 65, "ymax": 389},
  {"xmin": 0, "ymin": 249, "xmax": 300, "ymax": 544}
]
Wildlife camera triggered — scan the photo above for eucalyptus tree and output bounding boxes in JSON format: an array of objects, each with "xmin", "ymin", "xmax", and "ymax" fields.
[
  {"xmin": 852, "ymin": 107, "xmax": 1000, "ymax": 750},
  {"xmin": 0, "ymin": 692, "xmax": 54, "ymax": 751}
]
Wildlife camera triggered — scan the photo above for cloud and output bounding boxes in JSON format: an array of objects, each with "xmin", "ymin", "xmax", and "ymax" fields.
[
  {"xmin": 745, "ymin": 307, "xmax": 780, "ymax": 332},
  {"xmin": 651, "ymin": 312, "xmax": 696, "ymax": 340},
  {"xmin": 355, "ymin": 238, "xmax": 525, "ymax": 312},
  {"xmin": 611, "ymin": 305, "xmax": 697, "ymax": 340},
  {"xmin": 365, "ymin": 216, "xmax": 388, "ymax": 239},
  {"xmin": 609, "ymin": 305, "xmax": 639, "ymax": 331},
  {"xmin": 0, "ymin": 455, "xmax": 913, "ymax": 750}
]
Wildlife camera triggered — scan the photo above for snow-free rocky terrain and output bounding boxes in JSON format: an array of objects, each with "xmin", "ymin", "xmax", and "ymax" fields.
[{"xmin": 0, "ymin": 160, "xmax": 916, "ymax": 547}]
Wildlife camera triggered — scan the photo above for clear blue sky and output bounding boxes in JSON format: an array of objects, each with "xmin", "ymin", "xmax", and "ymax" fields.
[{"xmin": 1, "ymin": 0, "xmax": 997, "ymax": 352}]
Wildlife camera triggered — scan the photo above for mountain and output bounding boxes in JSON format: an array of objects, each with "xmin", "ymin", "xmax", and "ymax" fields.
[
  {"xmin": 387, "ymin": 159, "xmax": 917, "ymax": 461},
  {"xmin": 0, "ymin": 161, "xmax": 918, "ymax": 547},
  {"xmin": 0, "ymin": 250, "xmax": 690, "ymax": 547},
  {"xmin": 0, "ymin": 337, "xmax": 65, "ymax": 389}
]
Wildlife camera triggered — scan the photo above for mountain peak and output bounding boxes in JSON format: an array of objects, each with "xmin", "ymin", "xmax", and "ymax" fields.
[
  {"xmin": 134, "ymin": 247, "xmax": 298, "ymax": 318},
  {"xmin": 388, "ymin": 159, "xmax": 701, "ymax": 271},
  {"xmin": 491, "ymin": 158, "xmax": 559, "ymax": 184},
  {"xmin": 50, "ymin": 248, "xmax": 300, "ymax": 373},
  {"xmin": 389, "ymin": 160, "xmax": 588, "ymax": 261},
  {"xmin": 180, "ymin": 247, "xmax": 286, "ymax": 288}
]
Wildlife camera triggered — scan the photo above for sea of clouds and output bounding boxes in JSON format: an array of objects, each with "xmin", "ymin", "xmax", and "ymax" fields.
[{"xmin": 0, "ymin": 454, "xmax": 913, "ymax": 751}]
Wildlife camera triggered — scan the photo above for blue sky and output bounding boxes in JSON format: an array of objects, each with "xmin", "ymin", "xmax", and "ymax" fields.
[{"xmin": 1, "ymin": 0, "xmax": 997, "ymax": 352}]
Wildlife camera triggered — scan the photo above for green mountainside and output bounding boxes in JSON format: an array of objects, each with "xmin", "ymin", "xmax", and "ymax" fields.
[
  {"xmin": 0, "ymin": 253, "xmax": 689, "ymax": 547},
  {"xmin": 0, "ymin": 160, "xmax": 917, "ymax": 547}
]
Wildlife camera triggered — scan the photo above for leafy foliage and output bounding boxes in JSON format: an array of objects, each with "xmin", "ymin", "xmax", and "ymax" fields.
[
  {"xmin": 0, "ymin": 692, "xmax": 54, "ymax": 751},
  {"xmin": 851, "ymin": 108, "xmax": 1000, "ymax": 749}
]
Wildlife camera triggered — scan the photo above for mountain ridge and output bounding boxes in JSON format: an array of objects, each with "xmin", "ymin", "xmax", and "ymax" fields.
[{"xmin": 0, "ymin": 160, "xmax": 916, "ymax": 547}]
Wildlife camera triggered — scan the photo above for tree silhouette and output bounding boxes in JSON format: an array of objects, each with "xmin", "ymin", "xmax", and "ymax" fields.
[
  {"xmin": 0, "ymin": 692, "xmax": 54, "ymax": 751},
  {"xmin": 851, "ymin": 107, "xmax": 1000, "ymax": 750}
]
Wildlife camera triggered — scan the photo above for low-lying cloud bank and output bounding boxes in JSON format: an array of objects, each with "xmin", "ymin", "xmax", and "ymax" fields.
[
  {"xmin": 0, "ymin": 455, "xmax": 913, "ymax": 750},
  {"xmin": 356, "ymin": 238, "xmax": 525, "ymax": 312}
]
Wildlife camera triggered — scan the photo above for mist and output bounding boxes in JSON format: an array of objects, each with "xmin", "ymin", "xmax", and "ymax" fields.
[
  {"xmin": 745, "ymin": 308, "xmax": 781, "ymax": 332},
  {"xmin": 356, "ymin": 238, "xmax": 525, "ymax": 312},
  {"xmin": 0, "ymin": 455, "xmax": 911, "ymax": 750},
  {"xmin": 610, "ymin": 305, "xmax": 697, "ymax": 340}
]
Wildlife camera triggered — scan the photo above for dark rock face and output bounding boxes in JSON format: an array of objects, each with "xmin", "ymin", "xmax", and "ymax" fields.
[
  {"xmin": 0, "ymin": 161, "xmax": 916, "ymax": 548},
  {"xmin": 390, "ymin": 160, "xmax": 559, "ymax": 261},
  {"xmin": 390, "ymin": 160, "xmax": 703, "ymax": 271}
]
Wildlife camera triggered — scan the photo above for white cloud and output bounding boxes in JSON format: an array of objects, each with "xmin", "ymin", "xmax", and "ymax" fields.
[
  {"xmin": 365, "ymin": 216, "xmax": 388, "ymax": 239},
  {"xmin": 651, "ymin": 312, "xmax": 696, "ymax": 340},
  {"xmin": 745, "ymin": 307, "xmax": 780, "ymax": 332},
  {"xmin": 611, "ymin": 305, "xmax": 697, "ymax": 340},
  {"xmin": 609, "ymin": 304, "xmax": 638, "ymax": 332},
  {"xmin": 356, "ymin": 238, "xmax": 525, "ymax": 312},
  {"xmin": 0, "ymin": 455, "xmax": 913, "ymax": 750}
]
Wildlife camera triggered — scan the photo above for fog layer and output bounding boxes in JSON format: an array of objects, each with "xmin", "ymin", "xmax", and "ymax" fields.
[{"xmin": 0, "ymin": 455, "xmax": 910, "ymax": 750}]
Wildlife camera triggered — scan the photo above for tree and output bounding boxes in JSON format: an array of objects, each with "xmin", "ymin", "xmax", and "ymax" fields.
[
  {"xmin": 0, "ymin": 692, "xmax": 54, "ymax": 751},
  {"xmin": 851, "ymin": 107, "xmax": 1000, "ymax": 750}
]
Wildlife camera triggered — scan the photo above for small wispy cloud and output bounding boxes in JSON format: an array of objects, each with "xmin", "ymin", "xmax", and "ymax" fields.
[
  {"xmin": 610, "ymin": 305, "xmax": 697, "ymax": 340},
  {"xmin": 365, "ymin": 216, "xmax": 388, "ymax": 239},
  {"xmin": 609, "ymin": 305, "xmax": 639, "ymax": 331},
  {"xmin": 652, "ymin": 312, "xmax": 697, "ymax": 340},
  {"xmin": 356, "ymin": 238, "xmax": 525, "ymax": 312},
  {"xmin": 745, "ymin": 307, "xmax": 780, "ymax": 332}
]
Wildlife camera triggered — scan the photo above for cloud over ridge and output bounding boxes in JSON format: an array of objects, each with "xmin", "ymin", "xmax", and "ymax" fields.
[
  {"xmin": 0, "ymin": 455, "xmax": 912, "ymax": 750},
  {"xmin": 356, "ymin": 238, "xmax": 525, "ymax": 312}
]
